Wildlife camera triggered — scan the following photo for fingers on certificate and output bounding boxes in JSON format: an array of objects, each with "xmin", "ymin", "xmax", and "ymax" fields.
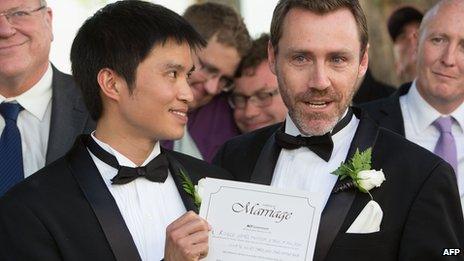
[{"xmin": 165, "ymin": 211, "xmax": 211, "ymax": 261}]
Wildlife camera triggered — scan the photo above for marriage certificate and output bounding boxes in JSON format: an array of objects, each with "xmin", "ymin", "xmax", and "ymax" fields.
[{"xmin": 199, "ymin": 178, "xmax": 323, "ymax": 261}]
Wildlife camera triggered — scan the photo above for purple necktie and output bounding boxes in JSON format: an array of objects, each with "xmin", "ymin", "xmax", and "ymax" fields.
[{"xmin": 433, "ymin": 116, "xmax": 458, "ymax": 174}]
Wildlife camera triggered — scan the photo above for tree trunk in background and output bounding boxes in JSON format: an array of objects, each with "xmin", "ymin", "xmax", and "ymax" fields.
[{"xmin": 360, "ymin": 0, "xmax": 438, "ymax": 86}]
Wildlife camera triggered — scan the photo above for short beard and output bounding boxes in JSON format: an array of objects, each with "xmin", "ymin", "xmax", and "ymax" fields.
[
  {"xmin": 280, "ymin": 83, "xmax": 358, "ymax": 136},
  {"xmin": 290, "ymin": 108, "xmax": 340, "ymax": 136}
]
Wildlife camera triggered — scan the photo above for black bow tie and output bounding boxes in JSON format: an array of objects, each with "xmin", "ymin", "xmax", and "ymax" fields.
[
  {"xmin": 84, "ymin": 136, "xmax": 169, "ymax": 184},
  {"xmin": 275, "ymin": 109, "xmax": 353, "ymax": 162}
]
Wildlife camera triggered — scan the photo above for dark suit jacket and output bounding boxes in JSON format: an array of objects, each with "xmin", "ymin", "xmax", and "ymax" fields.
[
  {"xmin": 353, "ymin": 69, "xmax": 396, "ymax": 105},
  {"xmin": 0, "ymin": 135, "xmax": 232, "ymax": 261},
  {"xmin": 213, "ymin": 108, "xmax": 464, "ymax": 261},
  {"xmin": 360, "ymin": 82, "xmax": 412, "ymax": 136},
  {"xmin": 46, "ymin": 66, "xmax": 95, "ymax": 164}
]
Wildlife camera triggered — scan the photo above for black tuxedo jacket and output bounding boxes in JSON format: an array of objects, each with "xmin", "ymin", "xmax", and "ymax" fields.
[
  {"xmin": 213, "ymin": 108, "xmax": 464, "ymax": 261},
  {"xmin": 0, "ymin": 135, "xmax": 232, "ymax": 261}
]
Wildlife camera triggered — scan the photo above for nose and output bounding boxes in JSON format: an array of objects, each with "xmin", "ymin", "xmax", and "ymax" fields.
[
  {"xmin": 0, "ymin": 16, "xmax": 15, "ymax": 38},
  {"xmin": 243, "ymin": 99, "xmax": 260, "ymax": 119},
  {"xmin": 179, "ymin": 79, "xmax": 194, "ymax": 103},
  {"xmin": 308, "ymin": 61, "xmax": 330, "ymax": 90},
  {"xmin": 441, "ymin": 43, "xmax": 457, "ymax": 67},
  {"xmin": 203, "ymin": 77, "xmax": 221, "ymax": 95}
]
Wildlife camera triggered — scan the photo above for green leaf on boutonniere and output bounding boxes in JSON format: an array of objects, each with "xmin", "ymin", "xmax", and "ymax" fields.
[
  {"xmin": 178, "ymin": 169, "xmax": 201, "ymax": 209},
  {"xmin": 332, "ymin": 148, "xmax": 372, "ymax": 192},
  {"xmin": 332, "ymin": 148, "xmax": 385, "ymax": 195}
]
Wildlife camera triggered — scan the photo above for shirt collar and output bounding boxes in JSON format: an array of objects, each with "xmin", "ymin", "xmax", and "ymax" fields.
[
  {"xmin": 0, "ymin": 63, "xmax": 53, "ymax": 121},
  {"xmin": 450, "ymin": 103, "xmax": 464, "ymax": 133},
  {"xmin": 285, "ymin": 114, "xmax": 303, "ymax": 137},
  {"xmin": 405, "ymin": 80, "xmax": 441, "ymax": 132},
  {"xmin": 406, "ymin": 80, "xmax": 464, "ymax": 132},
  {"xmin": 91, "ymin": 132, "xmax": 161, "ymax": 168}
]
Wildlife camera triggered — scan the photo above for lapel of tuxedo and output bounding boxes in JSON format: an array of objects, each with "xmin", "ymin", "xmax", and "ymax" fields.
[
  {"xmin": 163, "ymin": 150, "xmax": 198, "ymax": 213},
  {"xmin": 68, "ymin": 135, "xmax": 141, "ymax": 261},
  {"xmin": 313, "ymin": 107, "xmax": 380, "ymax": 261},
  {"xmin": 249, "ymin": 125, "xmax": 283, "ymax": 185},
  {"xmin": 376, "ymin": 83, "xmax": 411, "ymax": 137},
  {"xmin": 46, "ymin": 65, "xmax": 92, "ymax": 164}
]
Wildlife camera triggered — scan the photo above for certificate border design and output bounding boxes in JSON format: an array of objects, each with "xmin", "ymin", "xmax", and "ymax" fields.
[{"xmin": 205, "ymin": 185, "xmax": 317, "ymax": 261}]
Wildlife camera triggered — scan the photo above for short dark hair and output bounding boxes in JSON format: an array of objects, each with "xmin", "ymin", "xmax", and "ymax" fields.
[
  {"xmin": 235, "ymin": 34, "xmax": 270, "ymax": 78},
  {"xmin": 183, "ymin": 2, "xmax": 252, "ymax": 57},
  {"xmin": 387, "ymin": 6, "xmax": 423, "ymax": 42},
  {"xmin": 270, "ymin": 0, "xmax": 368, "ymax": 55},
  {"xmin": 71, "ymin": 0, "xmax": 205, "ymax": 121}
]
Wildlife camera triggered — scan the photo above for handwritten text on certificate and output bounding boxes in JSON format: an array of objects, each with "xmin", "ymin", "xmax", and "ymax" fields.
[{"xmin": 199, "ymin": 178, "xmax": 323, "ymax": 261}]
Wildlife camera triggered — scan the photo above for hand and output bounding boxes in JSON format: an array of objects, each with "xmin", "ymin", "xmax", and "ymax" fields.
[{"xmin": 164, "ymin": 211, "xmax": 210, "ymax": 261}]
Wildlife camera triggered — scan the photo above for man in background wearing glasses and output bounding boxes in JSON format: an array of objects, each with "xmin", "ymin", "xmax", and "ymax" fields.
[
  {"xmin": 162, "ymin": 2, "xmax": 252, "ymax": 163},
  {"xmin": 229, "ymin": 34, "xmax": 287, "ymax": 133},
  {"xmin": 0, "ymin": 0, "xmax": 94, "ymax": 196}
]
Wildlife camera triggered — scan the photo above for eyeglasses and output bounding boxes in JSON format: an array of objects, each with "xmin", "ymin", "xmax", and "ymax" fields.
[
  {"xmin": 0, "ymin": 5, "xmax": 46, "ymax": 26},
  {"xmin": 196, "ymin": 57, "xmax": 234, "ymax": 93},
  {"xmin": 228, "ymin": 88, "xmax": 280, "ymax": 109}
]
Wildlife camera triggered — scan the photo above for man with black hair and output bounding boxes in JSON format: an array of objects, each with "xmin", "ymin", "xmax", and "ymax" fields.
[{"xmin": 0, "ymin": 1, "xmax": 231, "ymax": 260}]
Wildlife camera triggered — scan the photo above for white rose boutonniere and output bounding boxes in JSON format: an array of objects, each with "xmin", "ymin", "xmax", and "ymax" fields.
[
  {"xmin": 331, "ymin": 148, "xmax": 386, "ymax": 198},
  {"xmin": 357, "ymin": 169, "xmax": 386, "ymax": 191},
  {"xmin": 332, "ymin": 148, "xmax": 385, "ymax": 233},
  {"xmin": 194, "ymin": 178, "xmax": 206, "ymax": 203}
]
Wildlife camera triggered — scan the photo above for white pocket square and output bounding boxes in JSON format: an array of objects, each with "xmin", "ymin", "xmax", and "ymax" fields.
[{"xmin": 346, "ymin": 200, "xmax": 383, "ymax": 234}]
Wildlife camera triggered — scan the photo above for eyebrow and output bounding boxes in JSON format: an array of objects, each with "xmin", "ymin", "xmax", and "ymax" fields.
[
  {"xmin": 329, "ymin": 51, "xmax": 354, "ymax": 57},
  {"xmin": 286, "ymin": 47, "xmax": 354, "ymax": 56},
  {"xmin": 199, "ymin": 58, "xmax": 220, "ymax": 74},
  {"xmin": 428, "ymin": 32, "xmax": 448, "ymax": 38},
  {"xmin": 2, "ymin": 4, "xmax": 29, "ymax": 13},
  {"xmin": 164, "ymin": 63, "xmax": 186, "ymax": 71},
  {"xmin": 1, "ymin": 7, "xmax": 20, "ymax": 13},
  {"xmin": 234, "ymin": 86, "xmax": 278, "ymax": 95}
]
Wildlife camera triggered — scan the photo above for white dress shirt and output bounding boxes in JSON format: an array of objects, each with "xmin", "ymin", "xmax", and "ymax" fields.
[
  {"xmin": 89, "ymin": 133, "xmax": 186, "ymax": 261},
  {"xmin": 173, "ymin": 126, "xmax": 203, "ymax": 160},
  {"xmin": 0, "ymin": 64, "xmax": 52, "ymax": 178},
  {"xmin": 272, "ymin": 111, "xmax": 359, "ymax": 210},
  {"xmin": 400, "ymin": 81, "xmax": 464, "ymax": 201}
]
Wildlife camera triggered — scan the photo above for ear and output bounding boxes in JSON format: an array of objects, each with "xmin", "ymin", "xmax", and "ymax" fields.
[
  {"xmin": 267, "ymin": 40, "xmax": 277, "ymax": 75},
  {"xmin": 412, "ymin": 30, "xmax": 419, "ymax": 44},
  {"xmin": 97, "ymin": 68, "xmax": 122, "ymax": 102},
  {"xmin": 358, "ymin": 44, "xmax": 369, "ymax": 78},
  {"xmin": 44, "ymin": 7, "xmax": 54, "ymax": 42},
  {"xmin": 412, "ymin": 31, "xmax": 419, "ymax": 58}
]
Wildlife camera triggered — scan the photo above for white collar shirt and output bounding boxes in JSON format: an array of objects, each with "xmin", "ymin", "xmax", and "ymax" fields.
[
  {"xmin": 173, "ymin": 126, "xmax": 203, "ymax": 160},
  {"xmin": 271, "ymin": 110, "xmax": 359, "ymax": 210},
  {"xmin": 89, "ymin": 133, "xmax": 186, "ymax": 261},
  {"xmin": 0, "ymin": 63, "xmax": 53, "ymax": 177},
  {"xmin": 400, "ymin": 80, "xmax": 464, "ymax": 202}
]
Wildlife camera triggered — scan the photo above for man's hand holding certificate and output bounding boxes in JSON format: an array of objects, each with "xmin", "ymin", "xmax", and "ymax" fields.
[{"xmin": 199, "ymin": 178, "xmax": 323, "ymax": 261}]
